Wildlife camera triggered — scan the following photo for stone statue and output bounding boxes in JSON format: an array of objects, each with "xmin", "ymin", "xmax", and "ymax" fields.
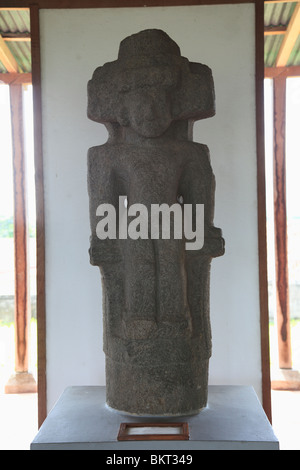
[{"xmin": 87, "ymin": 29, "xmax": 224, "ymax": 416}]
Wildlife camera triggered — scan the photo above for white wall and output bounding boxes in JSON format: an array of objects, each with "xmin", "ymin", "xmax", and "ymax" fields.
[{"xmin": 39, "ymin": 4, "xmax": 260, "ymax": 412}]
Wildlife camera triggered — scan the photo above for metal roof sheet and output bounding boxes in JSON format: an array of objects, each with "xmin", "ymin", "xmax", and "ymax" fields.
[
  {"xmin": 6, "ymin": 41, "xmax": 31, "ymax": 73},
  {"xmin": 287, "ymin": 33, "xmax": 300, "ymax": 66},
  {"xmin": 0, "ymin": 9, "xmax": 31, "ymax": 74},
  {"xmin": 265, "ymin": 34, "xmax": 285, "ymax": 68},
  {"xmin": 265, "ymin": 2, "xmax": 297, "ymax": 27},
  {"xmin": 0, "ymin": 59, "xmax": 6, "ymax": 74},
  {"xmin": 264, "ymin": 2, "xmax": 299, "ymax": 68},
  {"xmin": 0, "ymin": 9, "xmax": 30, "ymax": 34}
]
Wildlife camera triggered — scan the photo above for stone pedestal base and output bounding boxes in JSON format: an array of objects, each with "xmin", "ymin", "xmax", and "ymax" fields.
[
  {"xmin": 30, "ymin": 385, "xmax": 279, "ymax": 450},
  {"xmin": 5, "ymin": 372, "xmax": 37, "ymax": 394},
  {"xmin": 106, "ymin": 357, "xmax": 209, "ymax": 416},
  {"xmin": 271, "ymin": 367, "xmax": 300, "ymax": 390}
]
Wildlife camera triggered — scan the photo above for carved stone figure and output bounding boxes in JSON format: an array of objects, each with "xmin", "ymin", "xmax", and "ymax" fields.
[{"xmin": 87, "ymin": 29, "xmax": 224, "ymax": 415}]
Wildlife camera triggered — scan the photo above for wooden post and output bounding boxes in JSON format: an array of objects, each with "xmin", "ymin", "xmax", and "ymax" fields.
[
  {"xmin": 5, "ymin": 84, "xmax": 37, "ymax": 393},
  {"xmin": 273, "ymin": 74, "xmax": 292, "ymax": 370},
  {"xmin": 30, "ymin": 4, "xmax": 47, "ymax": 424},
  {"xmin": 256, "ymin": 0, "xmax": 272, "ymax": 422}
]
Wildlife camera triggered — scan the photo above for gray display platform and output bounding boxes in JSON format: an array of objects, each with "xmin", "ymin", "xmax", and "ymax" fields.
[{"xmin": 30, "ymin": 385, "xmax": 279, "ymax": 450}]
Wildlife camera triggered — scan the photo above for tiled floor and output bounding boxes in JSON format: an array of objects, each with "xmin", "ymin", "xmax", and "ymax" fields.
[{"xmin": 0, "ymin": 390, "xmax": 299, "ymax": 450}]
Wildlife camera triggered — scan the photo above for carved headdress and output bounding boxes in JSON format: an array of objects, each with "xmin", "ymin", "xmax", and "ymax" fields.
[{"xmin": 87, "ymin": 29, "xmax": 215, "ymax": 126}]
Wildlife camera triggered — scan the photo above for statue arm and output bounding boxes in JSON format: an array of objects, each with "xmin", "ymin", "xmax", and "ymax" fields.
[
  {"xmin": 87, "ymin": 147, "xmax": 121, "ymax": 266},
  {"xmin": 179, "ymin": 144, "xmax": 224, "ymax": 257}
]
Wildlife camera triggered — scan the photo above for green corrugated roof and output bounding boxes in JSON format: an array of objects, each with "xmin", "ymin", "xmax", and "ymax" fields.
[
  {"xmin": 265, "ymin": 34, "xmax": 284, "ymax": 68},
  {"xmin": 0, "ymin": 6, "xmax": 299, "ymax": 74},
  {"xmin": 0, "ymin": 9, "xmax": 30, "ymax": 34},
  {"xmin": 265, "ymin": 2, "xmax": 297, "ymax": 27},
  {"xmin": 264, "ymin": 2, "xmax": 300, "ymax": 68},
  {"xmin": 6, "ymin": 41, "xmax": 31, "ymax": 73},
  {"xmin": 0, "ymin": 9, "xmax": 31, "ymax": 74},
  {"xmin": 0, "ymin": 59, "xmax": 6, "ymax": 74},
  {"xmin": 287, "ymin": 34, "xmax": 300, "ymax": 66}
]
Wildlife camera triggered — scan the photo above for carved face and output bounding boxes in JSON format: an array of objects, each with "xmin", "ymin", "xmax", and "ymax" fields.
[
  {"xmin": 123, "ymin": 89, "xmax": 171, "ymax": 137},
  {"xmin": 117, "ymin": 66, "xmax": 178, "ymax": 137}
]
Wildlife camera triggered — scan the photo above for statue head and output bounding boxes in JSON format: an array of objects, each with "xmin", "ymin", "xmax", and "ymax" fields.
[{"xmin": 88, "ymin": 29, "xmax": 215, "ymax": 138}]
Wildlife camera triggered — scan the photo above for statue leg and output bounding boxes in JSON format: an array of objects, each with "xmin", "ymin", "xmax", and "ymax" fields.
[
  {"xmin": 155, "ymin": 239, "xmax": 191, "ymax": 327},
  {"xmin": 122, "ymin": 238, "xmax": 157, "ymax": 339}
]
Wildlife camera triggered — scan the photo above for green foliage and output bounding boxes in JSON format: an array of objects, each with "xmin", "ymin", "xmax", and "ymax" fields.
[
  {"xmin": 0, "ymin": 216, "xmax": 14, "ymax": 238},
  {"xmin": 0, "ymin": 216, "xmax": 36, "ymax": 238}
]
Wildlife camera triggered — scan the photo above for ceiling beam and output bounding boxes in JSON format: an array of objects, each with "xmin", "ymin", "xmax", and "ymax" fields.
[
  {"xmin": 2, "ymin": 32, "xmax": 31, "ymax": 42},
  {"xmin": 265, "ymin": 65, "xmax": 300, "ymax": 78},
  {"xmin": 0, "ymin": 33, "xmax": 20, "ymax": 73},
  {"xmin": 276, "ymin": 2, "xmax": 300, "ymax": 67},
  {"xmin": 264, "ymin": 26, "xmax": 287, "ymax": 36},
  {"xmin": 265, "ymin": 0, "xmax": 299, "ymax": 3},
  {"xmin": 0, "ymin": 7, "xmax": 29, "ymax": 10},
  {"xmin": 0, "ymin": 0, "xmax": 268, "ymax": 8},
  {"xmin": 0, "ymin": 72, "xmax": 32, "ymax": 84}
]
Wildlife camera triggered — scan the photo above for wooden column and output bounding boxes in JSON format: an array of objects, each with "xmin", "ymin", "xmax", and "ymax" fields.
[
  {"xmin": 30, "ymin": 4, "xmax": 47, "ymax": 424},
  {"xmin": 5, "ymin": 84, "xmax": 37, "ymax": 393},
  {"xmin": 273, "ymin": 74, "xmax": 292, "ymax": 370}
]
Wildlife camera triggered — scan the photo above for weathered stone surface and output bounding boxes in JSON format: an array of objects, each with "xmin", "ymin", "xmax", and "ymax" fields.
[{"xmin": 87, "ymin": 29, "xmax": 224, "ymax": 416}]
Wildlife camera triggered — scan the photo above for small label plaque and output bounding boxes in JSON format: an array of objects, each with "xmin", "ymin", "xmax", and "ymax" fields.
[{"xmin": 117, "ymin": 422, "xmax": 189, "ymax": 441}]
